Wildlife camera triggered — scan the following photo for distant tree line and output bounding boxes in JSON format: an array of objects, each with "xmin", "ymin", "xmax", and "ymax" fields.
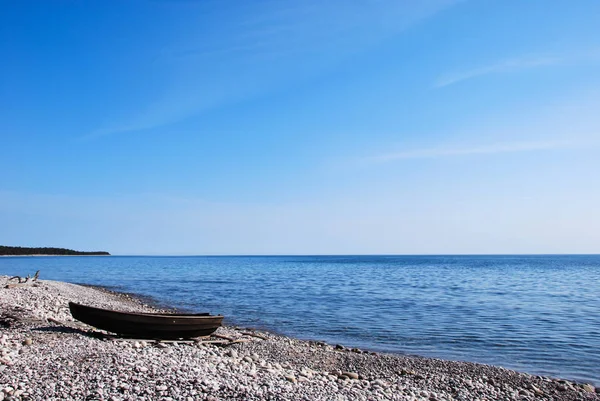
[{"xmin": 0, "ymin": 245, "xmax": 110, "ymax": 256}]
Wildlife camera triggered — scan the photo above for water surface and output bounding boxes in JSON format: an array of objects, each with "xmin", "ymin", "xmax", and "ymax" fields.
[{"xmin": 1, "ymin": 254, "xmax": 598, "ymax": 385}]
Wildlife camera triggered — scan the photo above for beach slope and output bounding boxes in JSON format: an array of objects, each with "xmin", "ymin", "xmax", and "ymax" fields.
[{"xmin": 0, "ymin": 276, "xmax": 597, "ymax": 400}]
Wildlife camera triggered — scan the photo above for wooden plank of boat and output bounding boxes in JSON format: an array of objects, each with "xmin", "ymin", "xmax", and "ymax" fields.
[{"xmin": 68, "ymin": 302, "xmax": 223, "ymax": 340}]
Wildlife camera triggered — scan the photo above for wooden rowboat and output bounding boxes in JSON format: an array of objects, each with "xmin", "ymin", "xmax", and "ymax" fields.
[{"xmin": 68, "ymin": 302, "xmax": 223, "ymax": 339}]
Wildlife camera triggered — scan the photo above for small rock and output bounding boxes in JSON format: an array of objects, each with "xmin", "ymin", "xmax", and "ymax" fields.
[
  {"xmin": 335, "ymin": 344, "xmax": 345, "ymax": 350},
  {"xmin": 285, "ymin": 375, "xmax": 297, "ymax": 383},
  {"xmin": 243, "ymin": 356, "xmax": 253, "ymax": 363},
  {"xmin": 530, "ymin": 384, "xmax": 543, "ymax": 395},
  {"xmin": 227, "ymin": 350, "xmax": 238, "ymax": 358},
  {"xmin": 342, "ymin": 372, "xmax": 359, "ymax": 380},
  {"xmin": 581, "ymin": 383, "xmax": 595, "ymax": 393}
]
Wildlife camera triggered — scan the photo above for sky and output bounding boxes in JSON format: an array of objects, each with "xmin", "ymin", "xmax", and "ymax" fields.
[{"xmin": 1, "ymin": 0, "xmax": 600, "ymax": 255}]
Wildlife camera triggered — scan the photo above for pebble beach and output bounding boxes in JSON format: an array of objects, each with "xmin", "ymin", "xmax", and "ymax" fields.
[{"xmin": 1, "ymin": 276, "xmax": 598, "ymax": 401}]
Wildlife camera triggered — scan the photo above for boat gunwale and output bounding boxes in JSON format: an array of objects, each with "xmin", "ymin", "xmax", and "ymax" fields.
[{"xmin": 68, "ymin": 302, "xmax": 222, "ymax": 320}]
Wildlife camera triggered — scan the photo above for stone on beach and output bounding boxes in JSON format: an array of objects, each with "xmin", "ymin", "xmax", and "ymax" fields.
[{"xmin": 0, "ymin": 274, "xmax": 597, "ymax": 401}]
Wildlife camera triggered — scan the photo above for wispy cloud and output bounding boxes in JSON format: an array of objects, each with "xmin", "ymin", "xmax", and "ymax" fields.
[
  {"xmin": 370, "ymin": 139, "xmax": 574, "ymax": 163},
  {"xmin": 84, "ymin": 0, "xmax": 461, "ymax": 139},
  {"xmin": 434, "ymin": 56, "xmax": 562, "ymax": 88}
]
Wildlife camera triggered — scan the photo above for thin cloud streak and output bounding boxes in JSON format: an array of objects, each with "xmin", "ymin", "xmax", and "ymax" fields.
[
  {"xmin": 371, "ymin": 140, "xmax": 574, "ymax": 163},
  {"xmin": 434, "ymin": 56, "xmax": 562, "ymax": 88},
  {"xmin": 84, "ymin": 0, "xmax": 461, "ymax": 140}
]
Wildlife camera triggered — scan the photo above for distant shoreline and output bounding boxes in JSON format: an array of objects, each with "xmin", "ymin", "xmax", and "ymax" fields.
[
  {"xmin": 0, "ymin": 245, "xmax": 110, "ymax": 257},
  {"xmin": 0, "ymin": 254, "xmax": 111, "ymax": 257}
]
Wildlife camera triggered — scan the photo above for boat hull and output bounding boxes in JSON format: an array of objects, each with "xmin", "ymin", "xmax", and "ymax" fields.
[{"xmin": 69, "ymin": 302, "xmax": 223, "ymax": 339}]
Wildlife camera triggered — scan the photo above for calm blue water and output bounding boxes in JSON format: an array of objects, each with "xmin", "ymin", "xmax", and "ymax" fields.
[{"xmin": 1, "ymin": 255, "xmax": 599, "ymax": 385}]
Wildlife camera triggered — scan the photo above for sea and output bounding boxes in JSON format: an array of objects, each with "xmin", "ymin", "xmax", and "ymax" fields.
[{"xmin": 1, "ymin": 255, "xmax": 598, "ymax": 385}]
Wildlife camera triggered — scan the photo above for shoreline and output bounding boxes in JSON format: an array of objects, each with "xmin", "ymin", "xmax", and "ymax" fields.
[
  {"xmin": 1, "ymin": 276, "xmax": 598, "ymax": 400},
  {"xmin": 0, "ymin": 254, "xmax": 111, "ymax": 257}
]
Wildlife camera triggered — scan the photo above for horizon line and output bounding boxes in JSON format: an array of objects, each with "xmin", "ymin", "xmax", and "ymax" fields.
[{"xmin": 91, "ymin": 253, "xmax": 600, "ymax": 257}]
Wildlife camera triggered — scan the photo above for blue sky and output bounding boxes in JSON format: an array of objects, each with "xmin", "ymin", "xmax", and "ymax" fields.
[{"xmin": 1, "ymin": 0, "xmax": 599, "ymax": 255}]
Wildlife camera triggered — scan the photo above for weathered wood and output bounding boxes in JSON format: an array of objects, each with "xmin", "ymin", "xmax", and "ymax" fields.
[
  {"xmin": 198, "ymin": 339, "xmax": 234, "ymax": 345},
  {"xmin": 213, "ymin": 333, "xmax": 236, "ymax": 341},
  {"xmin": 226, "ymin": 338, "xmax": 251, "ymax": 345},
  {"xmin": 241, "ymin": 331, "xmax": 268, "ymax": 340},
  {"xmin": 46, "ymin": 317, "xmax": 89, "ymax": 331},
  {"xmin": 69, "ymin": 302, "xmax": 223, "ymax": 339},
  {"xmin": 47, "ymin": 317, "xmax": 64, "ymax": 325},
  {"xmin": 5, "ymin": 282, "xmax": 34, "ymax": 289},
  {"xmin": 5, "ymin": 271, "xmax": 39, "ymax": 287}
]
